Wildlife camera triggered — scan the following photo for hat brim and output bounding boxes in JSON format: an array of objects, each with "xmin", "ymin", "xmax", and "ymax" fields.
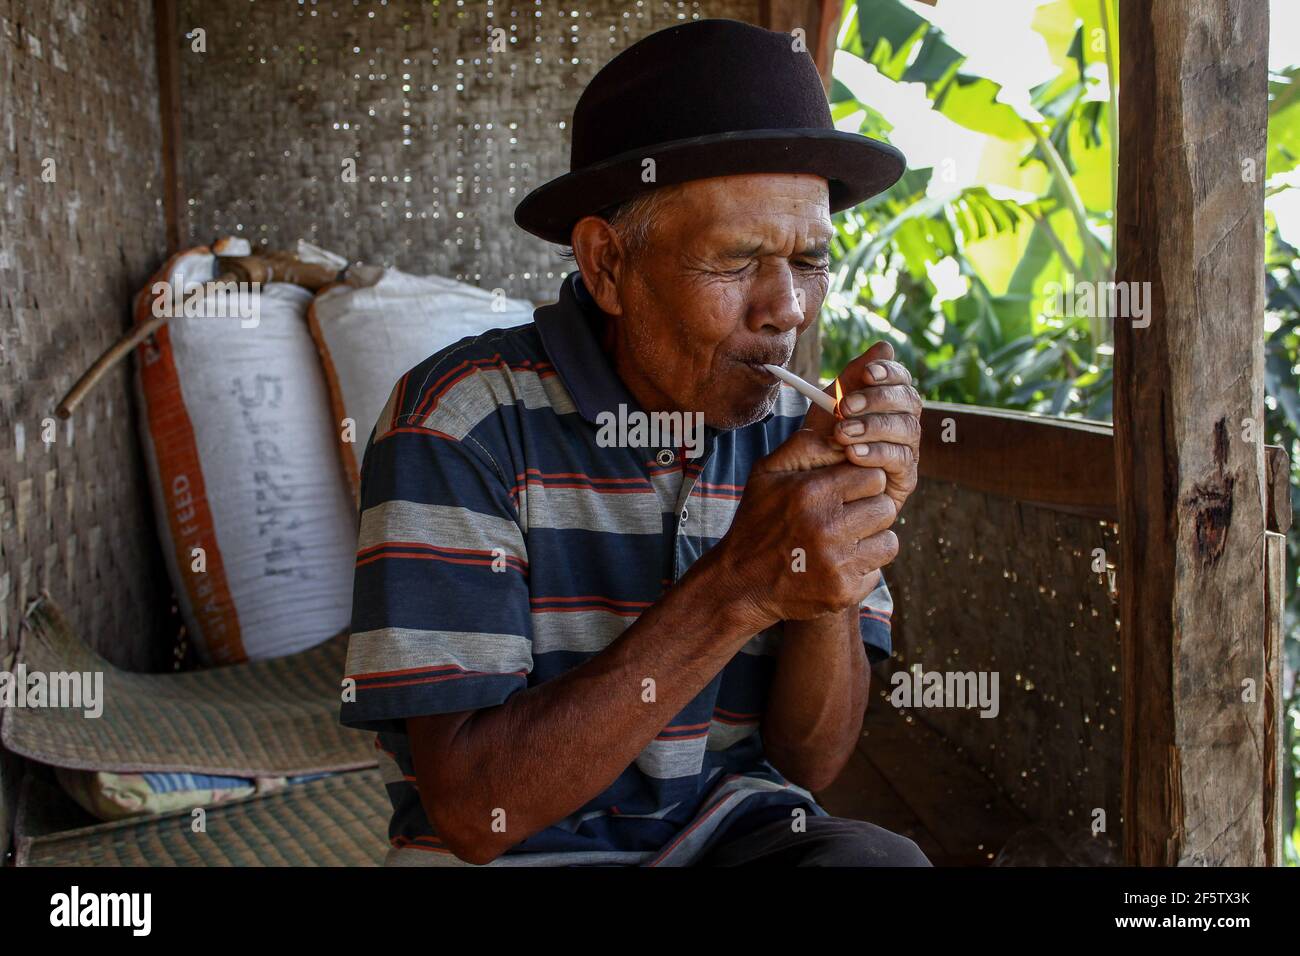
[{"xmin": 513, "ymin": 129, "xmax": 907, "ymax": 245}]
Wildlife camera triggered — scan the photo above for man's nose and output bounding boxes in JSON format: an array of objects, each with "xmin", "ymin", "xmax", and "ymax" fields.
[{"xmin": 747, "ymin": 262, "xmax": 806, "ymax": 334}]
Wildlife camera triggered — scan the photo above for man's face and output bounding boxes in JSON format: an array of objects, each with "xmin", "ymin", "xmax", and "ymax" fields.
[{"xmin": 607, "ymin": 174, "xmax": 833, "ymax": 430}]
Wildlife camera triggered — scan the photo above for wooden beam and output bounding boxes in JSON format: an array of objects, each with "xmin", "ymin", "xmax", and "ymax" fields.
[
  {"xmin": 813, "ymin": 0, "xmax": 844, "ymax": 92},
  {"xmin": 760, "ymin": 0, "xmax": 841, "ymax": 91},
  {"xmin": 153, "ymin": 0, "xmax": 183, "ymax": 254},
  {"xmin": 919, "ymin": 402, "xmax": 1117, "ymax": 520},
  {"xmin": 1115, "ymin": 1, "xmax": 1271, "ymax": 865},
  {"xmin": 761, "ymin": 0, "xmax": 842, "ymax": 384},
  {"xmin": 916, "ymin": 406, "xmax": 1285, "ymax": 533}
]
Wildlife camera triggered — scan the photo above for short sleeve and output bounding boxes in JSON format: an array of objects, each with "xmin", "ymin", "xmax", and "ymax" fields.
[
  {"xmin": 859, "ymin": 572, "xmax": 893, "ymax": 666},
  {"xmin": 339, "ymin": 403, "xmax": 532, "ymax": 735}
]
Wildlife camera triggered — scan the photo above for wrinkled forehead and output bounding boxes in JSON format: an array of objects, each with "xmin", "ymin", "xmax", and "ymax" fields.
[{"xmin": 662, "ymin": 174, "xmax": 833, "ymax": 247}]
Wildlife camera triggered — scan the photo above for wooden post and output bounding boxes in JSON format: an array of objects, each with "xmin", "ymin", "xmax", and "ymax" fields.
[
  {"xmin": 154, "ymin": 0, "xmax": 183, "ymax": 254},
  {"xmin": 1263, "ymin": 530, "xmax": 1287, "ymax": 866},
  {"xmin": 1114, "ymin": 1, "xmax": 1271, "ymax": 865},
  {"xmin": 760, "ymin": 0, "xmax": 842, "ymax": 90},
  {"xmin": 761, "ymin": 0, "xmax": 843, "ymax": 383}
]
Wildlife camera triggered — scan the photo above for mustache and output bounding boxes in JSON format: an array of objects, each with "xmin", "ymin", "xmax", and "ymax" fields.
[{"xmin": 732, "ymin": 341, "xmax": 795, "ymax": 367}]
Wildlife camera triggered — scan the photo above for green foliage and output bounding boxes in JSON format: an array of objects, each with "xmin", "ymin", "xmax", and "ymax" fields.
[
  {"xmin": 825, "ymin": 0, "xmax": 1117, "ymax": 420},
  {"xmin": 829, "ymin": 0, "xmax": 1300, "ymax": 864}
]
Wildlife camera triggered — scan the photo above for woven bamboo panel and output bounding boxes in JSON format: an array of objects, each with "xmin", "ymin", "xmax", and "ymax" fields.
[
  {"xmin": 883, "ymin": 479, "xmax": 1124, "ymax": 842},
  {"xmin": 0, "ymin": 0, "xmax": 170, "ymax": 673},
  {"xmin": 17, "ymin": 767, "xmax": 390, "ymax": 866},
  {"xmin": 175, "ymin": 0, "xmax": 761, "ymax": 304},
  {"xmin": 7, "ymin": 597, "xmax": 374, "ymax": 776}
]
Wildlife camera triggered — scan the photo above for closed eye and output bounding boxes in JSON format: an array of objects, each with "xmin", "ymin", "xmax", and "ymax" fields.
[
  {"xmin": 715, "ymin": 255, "xmax": 828, "ymax": 276},
  {"xmin": 719, "ymin": 262, "xmax": 753, "ymax": 276}
]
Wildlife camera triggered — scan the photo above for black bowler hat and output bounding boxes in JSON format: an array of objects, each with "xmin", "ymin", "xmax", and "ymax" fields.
[{"xmin": 514, "ymin": 18, "xmax": 907, "ymax": 245}]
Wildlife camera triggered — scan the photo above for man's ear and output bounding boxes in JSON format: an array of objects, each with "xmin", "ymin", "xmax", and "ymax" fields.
[{"xmin": 570, "ymin": 215, "xmax": 628, "ymax": 317}]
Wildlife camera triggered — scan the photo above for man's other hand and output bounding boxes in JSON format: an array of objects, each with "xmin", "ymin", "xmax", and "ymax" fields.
[
  {"xmin": 803, "ymin": 340, "xmax": 921, "ymax": 518},
  {"xmin": 713, "ymin": 429, "xmax": 897, "ymax": 630}
]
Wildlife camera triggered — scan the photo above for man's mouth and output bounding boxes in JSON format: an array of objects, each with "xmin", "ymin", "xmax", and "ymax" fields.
[
  {"xmin": 741, "ymin": 361, "xmax": 779, "ymax": 381},
  {"xmin": 738, "ymin": 355, "xmax": 791, "ymax": 378}
]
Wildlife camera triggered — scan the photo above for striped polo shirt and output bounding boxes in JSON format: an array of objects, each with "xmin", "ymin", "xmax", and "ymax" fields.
[{"xmin": 339, "ymin": 270, "xmax": 894, "ymax": 866}]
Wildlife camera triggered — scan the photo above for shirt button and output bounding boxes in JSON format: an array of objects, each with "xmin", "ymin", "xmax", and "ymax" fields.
[
  {"xmin": 656, "ymin": 449, "xmax": 675, "ymax": 467},
  {"xmin": 680, "ymin": 507, "xmax": 689, "ymax": 523}
]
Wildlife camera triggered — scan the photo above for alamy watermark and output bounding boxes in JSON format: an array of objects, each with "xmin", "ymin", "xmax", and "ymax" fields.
[
  {"xmin": 50, "ymin": 886, "xmax": 150, "ymax": 936},
  {"xmin": 889, "ymin": 663, "xmax": 1000, "ymax": 718},
  {"xmin": 1044, "ymin": 276, "xmax": 1151, "ymax": 327},
  {"xmin": 595, "ymin": 403, "xmax": 705, "ymax": 459},
  {"xmin": 151, "ymin": 273, "xmax": 262, "ymax": 328},
  {"xmin": 0, "ymin": 666, "xmax": 103, "ymax": 718}
]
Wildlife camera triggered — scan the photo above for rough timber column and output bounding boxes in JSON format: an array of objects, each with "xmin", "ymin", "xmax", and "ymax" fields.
[{"xmin": 1114, "ymin": 0, "xmax": 1271, "ymax": 865}]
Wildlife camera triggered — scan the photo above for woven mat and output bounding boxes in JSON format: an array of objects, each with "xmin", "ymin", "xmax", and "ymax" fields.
[
  {"xmin": 16, "ymin": 768, "xmax": 390, "ymax": 866},
  {"xmin": 2, "ymin": 595, "xmax": 375, "ymax": 776}
]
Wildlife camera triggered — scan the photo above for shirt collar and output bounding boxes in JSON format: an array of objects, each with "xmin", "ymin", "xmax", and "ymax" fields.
[{"xmin": 533, "ymin": 271, "xmax": 643, "ymax": 425}]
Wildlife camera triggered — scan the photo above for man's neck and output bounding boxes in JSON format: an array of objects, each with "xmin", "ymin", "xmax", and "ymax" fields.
[{"xmin": 599, "ymin": 315, "xmax": 683, "ymax": 416}]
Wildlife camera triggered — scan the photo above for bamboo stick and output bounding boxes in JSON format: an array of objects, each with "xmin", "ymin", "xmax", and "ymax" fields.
[{"xmin": 56, "ymin": 253, "xmax": 342, "ymax": 418}]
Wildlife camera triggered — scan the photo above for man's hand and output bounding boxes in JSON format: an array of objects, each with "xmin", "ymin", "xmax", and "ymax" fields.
[
  {"xmin": 406, "ymin": 428, "xmax": 894, "ymax": 863},
  {"xmin": 803, "ymin": 340, "xmax": 921, "ymax": 518},
  {"xmin": 712, "ymin": 429, "xmax": 898, "ymax": 631}
]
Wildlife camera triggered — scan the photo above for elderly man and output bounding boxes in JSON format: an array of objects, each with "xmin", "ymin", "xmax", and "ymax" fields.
[{"xmin": 340, "ymin": 18, "xmax": 927, "ymax": 866}]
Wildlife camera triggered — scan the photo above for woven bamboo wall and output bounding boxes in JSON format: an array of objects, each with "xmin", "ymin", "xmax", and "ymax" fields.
[
  {"xmin": 175, "ymin": 0, "xmax": 762, "ymax": 305},
  {"xmin": 884, "ymin": 479, "xmax": 1124, "ymax": 845},
  {"xmin": 0, "ymin": 0, "xmax": 172, "ymax": 862},
  {"xmin": 0, "ymin": 0, "xmax": 170, "ymax": 668}
]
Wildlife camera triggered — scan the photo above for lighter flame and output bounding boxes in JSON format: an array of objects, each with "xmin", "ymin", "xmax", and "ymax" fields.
[{"xmin": 832, "ymin": 378, "xmax": 844, "ymax": 419}]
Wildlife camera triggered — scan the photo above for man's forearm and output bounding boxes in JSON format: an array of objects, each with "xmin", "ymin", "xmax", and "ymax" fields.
[
  {"xmin": 410, "ymin": 544, "xmax": 768, "ymax": 863},
  {"xmin": 761, "ymin": 602, "xmax": 869, "ymax": 792}
]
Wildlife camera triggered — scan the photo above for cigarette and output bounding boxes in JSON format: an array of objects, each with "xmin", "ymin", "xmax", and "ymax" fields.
[{"xmin": 762, "ymin": 364, "xmax": 839, "ymax": 417}]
